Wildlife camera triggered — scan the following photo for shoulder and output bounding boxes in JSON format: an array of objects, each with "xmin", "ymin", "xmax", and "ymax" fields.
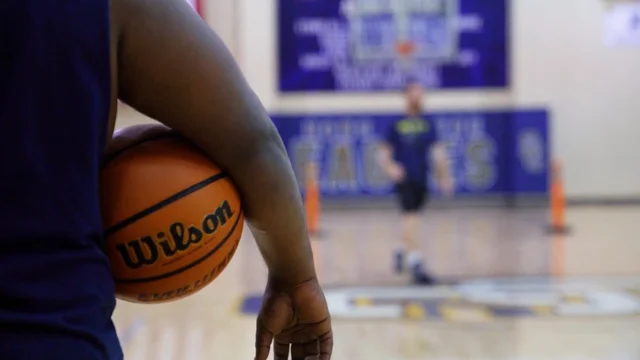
[
  {"xmin": 111, "ymin": 0, "xmax": 194, "ymax": 40},
  {"xmin": 421, "ymin": 117, "xmax": 434, "ymax": 132},
  {"xmin": 421, "ymin": 118, "xmax": 439, "ymax": 142},
  {"xmin": 387, "ymin": 118, "xmax": 402, "ymax": 133},
  {"xmin": 385, "ymin": 119, "xmax": 404, "ymax": 143},
  {"xmin": 391, "ymin": 117, "xmax": 405, "ymax": 126}
]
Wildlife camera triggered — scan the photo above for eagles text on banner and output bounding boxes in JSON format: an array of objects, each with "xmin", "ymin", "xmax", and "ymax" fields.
[{"xmin": 271, "ymin": 109, "xmax": 549, "ymax": 197}]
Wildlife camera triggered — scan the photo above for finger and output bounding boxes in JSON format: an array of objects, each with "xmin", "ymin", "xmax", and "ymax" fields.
[
  {"xmin": 254, "ymin": 318, "xmax": 273, "ymax": 360},
  {"xmin": 273, "ymin": 340, "xmax": 290, "ymax": 360},
  {"xmin": 292, "ymin": 337, "xmax": 326, "ymax": 360},
  {"xmin": 290, "ymin": 343, "xmax": 309, "ymax": 360},
  {"xmin": 318, "ymin": 330, "xmax": 333, "ymax": 360}
]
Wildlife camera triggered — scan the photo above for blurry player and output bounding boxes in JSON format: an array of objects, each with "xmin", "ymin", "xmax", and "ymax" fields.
[
  {"xmin": 378, "ymin": 80, "xmax": 452, "ymax": 285},
  {"xmin": 0, "ymin": 0, "xmax": 331, "ymax": 359}
]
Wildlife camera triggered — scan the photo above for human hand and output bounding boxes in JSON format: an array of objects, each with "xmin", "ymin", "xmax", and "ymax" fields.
[
  {"xmin": 254, "ymin": 276, "xmax": 333, "ymax": 360},
  {"xmin": 388, "ymin": 163, "xmax": 406, "ymax": 182}
]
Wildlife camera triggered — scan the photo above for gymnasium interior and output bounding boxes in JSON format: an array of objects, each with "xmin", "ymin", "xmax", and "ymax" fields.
[{"xmin": 113, "ymin": 0, "xmax": 640, "ymax": 358}]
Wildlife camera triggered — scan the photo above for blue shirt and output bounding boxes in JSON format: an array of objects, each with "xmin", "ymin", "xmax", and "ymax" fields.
[
  {"xmin": 0, "ymin": 1, "xmax": 121, "ymax": 359},
  {"xmin": 386, "ymin": 117, "xmax": 439, "ymax": 184}
]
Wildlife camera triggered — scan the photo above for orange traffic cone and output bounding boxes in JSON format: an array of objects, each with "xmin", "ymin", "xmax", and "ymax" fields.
[
  {"xmin": 547, "ymin": 159, "xmax": 571, "ymax": 234},
  {"xmin": 304, "ymin": 162, "xmax": 320, "ymax": 237}
]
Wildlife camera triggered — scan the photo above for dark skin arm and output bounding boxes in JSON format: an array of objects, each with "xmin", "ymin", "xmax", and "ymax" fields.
[
  {"xmin": 111, "ymin": 4, "xmax": 332, "ymax": 357},
  {"xmin": 111, "ymin": 0, "xmax": 315, "ymax": 286}
]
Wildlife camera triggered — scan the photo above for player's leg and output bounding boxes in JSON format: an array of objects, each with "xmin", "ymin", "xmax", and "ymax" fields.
[
  {"xmin": 393, "ymin": 181, "xmax": 434, "ymax": 284},
  {"xmin": 405, "ymin": 183, "xmax": 434, "ymax": 284},
  {"xmin": 393, "ymin": 181, "xmax": 410, "ymax": 273},
  {"xmin": 393, "ymin": 182, "xmax": 422, "ymax": 270},
  {"xmin": 401, "ymin": 215, "xmax": 421, "ymax": 271}
]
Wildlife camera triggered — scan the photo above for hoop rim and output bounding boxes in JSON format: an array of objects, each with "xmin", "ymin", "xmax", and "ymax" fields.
[{"xmin": 395, "ymin": 41, "xmax": 416, "ymax": 58}]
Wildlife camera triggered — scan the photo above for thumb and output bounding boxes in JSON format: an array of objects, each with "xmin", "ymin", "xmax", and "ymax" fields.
[{"xmin": 254, "ymin": 317, "xmax": 274, "ymax": 360}]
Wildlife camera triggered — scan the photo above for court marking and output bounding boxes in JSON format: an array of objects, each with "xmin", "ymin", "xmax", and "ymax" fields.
[{"xmin": 238, "ymin": 277, "xmax": 640, "ymax": 321}]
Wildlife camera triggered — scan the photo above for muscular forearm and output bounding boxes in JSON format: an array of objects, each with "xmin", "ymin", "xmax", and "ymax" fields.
[{"xmin": 230, "ymin": 135, "xmax": 316, "ymax": 285}]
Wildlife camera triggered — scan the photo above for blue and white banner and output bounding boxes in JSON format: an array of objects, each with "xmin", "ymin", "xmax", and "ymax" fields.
[
  {"xmin": 271, "ymin": 109, "xmax": 549, "ymax": 197},
  {"xmin": 278, "ymin": 0, "xmax": 509, "ymax": 92}
]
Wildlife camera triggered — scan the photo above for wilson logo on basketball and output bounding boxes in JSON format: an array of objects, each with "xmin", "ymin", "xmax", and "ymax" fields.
[{"xmin": 115, "ymin": 200, "xmax": 235, "ymax": 269}]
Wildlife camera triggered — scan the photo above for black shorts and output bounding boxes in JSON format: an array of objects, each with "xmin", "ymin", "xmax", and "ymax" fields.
[{"xmin": 395, "ymin": 181, "xmax": 429, "ymax": 213}]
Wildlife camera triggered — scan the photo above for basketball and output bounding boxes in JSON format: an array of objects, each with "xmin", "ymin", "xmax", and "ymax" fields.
[{"xmin": 100, "ymin": 124, "xmax": 244, "ymax": 304}]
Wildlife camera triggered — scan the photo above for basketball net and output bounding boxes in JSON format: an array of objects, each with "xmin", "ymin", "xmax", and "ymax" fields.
[{"xmin": 395, "ymin": 41, "xmax": 416, "ymax": 84}]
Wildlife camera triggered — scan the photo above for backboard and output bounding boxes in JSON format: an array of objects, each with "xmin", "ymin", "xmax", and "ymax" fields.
[{"xmin": 342, "ymin": 0, "xmax": 459, "ymax": 63}]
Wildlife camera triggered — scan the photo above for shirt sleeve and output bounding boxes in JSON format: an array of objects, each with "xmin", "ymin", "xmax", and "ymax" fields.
[{"xmin": 427, "ymin": 120, "xmax": 439, "ymax": 147}]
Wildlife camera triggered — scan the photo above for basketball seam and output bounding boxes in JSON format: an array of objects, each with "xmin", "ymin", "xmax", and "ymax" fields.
[
  {"xmin": 114, "ymin": 207, "xmax": 243, "ymax": 284},
  {"xmin": 101, "ymin": 132, "xmax": 181, "ymax": 166},
  {"xmin": 104, "ymin": 172, "xmax": 229, "ymax": 238}
]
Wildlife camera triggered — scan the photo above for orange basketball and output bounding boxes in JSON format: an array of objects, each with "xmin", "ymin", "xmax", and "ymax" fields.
[{"xmin": 100, "ymin": 125, "xmax": 244, "ymax": 304}]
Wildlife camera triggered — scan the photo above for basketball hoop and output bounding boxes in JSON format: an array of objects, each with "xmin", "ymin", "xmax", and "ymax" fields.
[
  {"xmin": 395, "ymin": 41, "xmax": 416, "ymax": 83},
  {"xmin": 395, "ymin": 41, "xmax": 416, "ymax": 58}
]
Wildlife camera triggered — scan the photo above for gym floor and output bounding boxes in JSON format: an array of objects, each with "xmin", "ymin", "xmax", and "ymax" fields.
[{"xmin": 113, "ymin": 206, "xmax": 640, "ymax": 360}]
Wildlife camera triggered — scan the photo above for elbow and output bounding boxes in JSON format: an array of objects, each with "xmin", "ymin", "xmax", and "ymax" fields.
[
  {"xmin": 236, "ymin": 120, "xmax": 288, "ymax": 168},
  {"xmin": 257, "ymin": 122, "xmax": 287, "ymax": 156}
]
